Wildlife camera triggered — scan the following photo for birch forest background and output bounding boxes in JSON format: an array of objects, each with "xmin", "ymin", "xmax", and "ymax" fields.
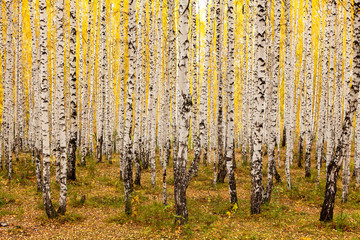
[{"xmin": 1, "ymin": 0, "xmax": 360, "ymax": 238}]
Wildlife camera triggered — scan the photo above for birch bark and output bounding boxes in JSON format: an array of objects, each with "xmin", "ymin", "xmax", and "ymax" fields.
[
  {"xmin": 251, "ymin": 0, "xmax": 266, "ymax": 214},
  {"xmin": 226, "ymin": 0, "xmax": 238, "ymax": 206},
  {"xmin": 81, "ymin": 0, "xmax": 92, "ymax": 165},
  {"xmin": 133, "ymin": 0, "xmax": 144, "ymax": 186},
  {"xmin": 123, "ymin": 0, "xmax": 136, "ymax": 215},
  {"xmin": 284, "ymin": 0, "xmax": 292, "ymax": 188},
  {"xmin": 55, "ymin": 0, "xmax": 68, "ymax": 215},
  {"xmin": 304, "ymin": 0, "xmax": 313, "ymax": 178},
  {"xmin": 216, "ymin": 0, "xmax": 226, "ymax": 183},
  {"xmin": 174, "ymin": 0, "xmax": 191, "ymax": 224},
  {"xmin": 317, "ymin": 3, "xmax": 329, "ymax": 184},
  {"xmin": 264, "ymin": 0, "xmax": 280, "ymax": 203},
  {"xmin": 4, "ymin": 0, "xmax": 14, "ymax": 180},
  {"xmin": 96, "ymin": 0, "xmax": 105, "ymax": 164},
  {"xmin": 326, "ymin": 0, "xmax": 336, "ymax": 170},
  {"xmin": 201, "ymin": 0, "xmax": 212, "ymax": 166},
  {"xmin": 320, "ymin": 0, "xmax": 360, "ymax": 221},
  {"xmin": 190, "ymin": 0, "xmax": 201, "ymax": 178},
  {"xmin": 67, "ymin": 0, "xmax": 77, "ymax": 181},
  {"xmin": 342, "ymin": 1, "xmax": 353, "ymax": 201},
  {"xmin": 39, "ymin": 0, "xmax": 57, "ymax": 218},
  {"xmin": 148, "ymin": 0, "xmax": 158, "ymax": 187},
  {"xmin": 29, "ymin": 0, "xmax": 42, "ymax": 191}
]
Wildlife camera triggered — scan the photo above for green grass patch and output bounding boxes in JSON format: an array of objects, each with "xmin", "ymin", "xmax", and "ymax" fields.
[
  {"xmin": 0, "ymin": 192, "xmax": 16, "ymax": 207},
  {"xmin": 108, "ymin": 200, "xmax": 175, "ymax": 230},
  {"xmin": 0, "ymin": 209, "xmax": 17, "ymax": 216},
  {"xmin": 96, "ymin": 174, "xmax": 115, "ymax": 186},
  {"xmin": 57, "ymin": 212, "xmax": 86, "ymax": 223},
  {"xmin": 87, "ymin": 195, "xmax": 124, "ymax": 208}
]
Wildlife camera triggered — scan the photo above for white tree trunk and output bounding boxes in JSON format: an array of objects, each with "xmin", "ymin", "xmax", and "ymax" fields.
[
  {"xmin": 117, "ymin": 0, "xmax": 126, "ymax": 177},
  {"xmin": 67, "ymin": 0, "xmax": 77, "ymax": 181},
  {"xmin": 251, "ymin": 0, "xmax": 266, "ymax": 214},
  {"xmin": 29, "ymin": 0, "xmax": 42, "ymax": 191},
  {"xmin": 0, "ymin": 2, "xmax": 3, "ymax": 169},
  {"xmin": 55, "ymin": 0, "xmax": 68, "ymax": 215},
  {"xmin": 284, "ymin": 0, "xmax": 293, "ymax": 188},
  {"xmin": 316, "ymin": 2, "xmax": 329, "ymax": 184},
  {"xmin": 96, "ymin": 0, "xmax": 105, "ymax": 164},
  {"xmin": 4, "ymin": 0, "xmax": 14, "ymax": 181},
  {"xmin": 215, "ymin": 0, "xmax": 226, "ymax": 183},
  {"xmin": 320, "ymin": 0, "xmax": 360, "ymax": 221},
  {"xmin": 326, "ymin": 0, "xmax": 336, "ymax": 171},
  {"xmin": 81, "ymin": 0, "xmax": 92, "ymax": 165},
  {"xmin": 304, "ymin": 0, "xmax": 313, "ymax": 178},
  {"xmin": 190, "ymin": 0, "xmax": 201, "ymax": 178},
  {"xmin": 78, "ymin": 8, "xmax": 84, "ymax": 155},
  {"xmin": 355, "ymin": 101, "xmax": 360, "ymax": 187},
  {"xmin": 225, "ymin": 0, "xmax": 238, "ymax": 206},
  {"xmin": 201, "ymin": 0, "xmax": 212, "ymax": 166},
  {"xmin": 264, "ymin": 0, "xmax": 281, "ymax": 203},
  {"xmin": 14, "ymin": 0, "xmax": 24, "ymax": 160},
  {"xmin": 342, "ymin": 2, "xmax": 352, "ymax": 201},
  {"xmin": 89, "ymin": 0, "xmax": 100, "ymax": 155},
  {"xmin": 123, "ymin": 0, "xmax": 136, "ymax": 215},
  {"xmin": 174, "ymin": 0, "xmax": 191, "ymax": 224},
  {"xmin": 133, "ymin": 0, "xmax": 145, "ymax": 186},
  {"xmin": 39, "ymin": 0, "xmax": 57, "ymax": 218},
  {"xmin": 159, "ymin": 0, "xmax": 171, "ymax": 206},
  {"xmin": 148, "ymin": 0, "xmax": 158, "ymax": 187}
]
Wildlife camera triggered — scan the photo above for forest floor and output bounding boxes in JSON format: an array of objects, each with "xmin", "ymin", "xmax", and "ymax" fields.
[{"xmin": 1, "ymin": 145, "xmax": 360, "ymax": 239}]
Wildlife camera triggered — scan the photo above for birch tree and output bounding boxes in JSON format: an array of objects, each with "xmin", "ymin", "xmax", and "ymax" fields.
[
  {"xmin": 190, "ymin": 0, "xmax": 197, "ymax": 150},
  {"xmin": 190, "ymin": 0, "xmax": 201, "ymax": 179},
  {"xmin": 215, "ymin": 0, "xmax": 226, "ymax": 183},
  {"xmin": 148, "ymin": 0, "xmax": 158, "ymax": 187},
  {"xmin": 225, "ymin": 0, "xmax": 238, "ymax": 206},
  {"xmin": 39, "ymin": 0, "xmax": 57, "ymax": 218},
  {"xmin": 320, "ymin": 0, "xmax": 360, "ymax": 221},
  {"xmin": 4, "ymin": 0, "xmax": 14, "ymax": 181},
  {"xmin": 304, "ymin": 0, "xmax": 313, "ymax": 178},
  {"xmin": 201, "ymin": 0, "xmax": 212, "ymax": 166},
  {"xmin": 97, "ymin": 0, "xmax": 105, "ymax": 164},
  {"xmin": 174, "ymin": 0, "xmax": 201, "ymax": 224},
  {"xmin": 89, "ymin": 0, "xmax": 100, "ymax": 156},
  {"xmin": 103, "ymin": 6, "xmax": 111, "ymax": 163},
  {"xmin": 167, "ymin": 0, "xmax": 176, "ymax": 161},
  {"xmin": 133, "ymin": 0, "xmax": 144, "ymax": 186},
  {"xmin": 341, "ymin": 2, "xmax": 352, "ymax": 202},
  {"xmin": 117, "ymin": 0, "xmax": 126, "ymax": 175},
  {"xmin": 264, "ymin": 0, "xmax": 280, "ymax": 203},
  {"xmin": 251, "ymin": 0, "xmax": 266, "ymax": 214},
  {"xmin": 284, "ymin": 0, "xmax": 293, "ymax": 188},
  {"xmin": 14, "ymin": 0, "xmax": 24, "ymax": 160},
  {"xmin": 68, "ymin": 0, "xmax": 77, "ymax": 181},
  {"xmin": 316, "ymin": 2, "xmax": 329, "ymax": 184},
  {"xmin": 78, "ymin": 8, "xmax": 84, "ymax": 154},
  {"xmin": 81, "ymin": 0, "xmax": 92, "ymax": 165},
  {"xmin": 334, "ymin": 8, "xmax": 343, "ymax": 149},
  {"xmin": 174, "ymin": 0, "xmax": 190, "ymax": 222},
  {"xmin": 326, "ymin": 0, "xmax": 336, "ymax": 170},
  {"xmin": 170, "ymin": 0, "xmax": 178, "ymax": 167},
  {"xmin": 54, "ymin": 0, "xmax": 68, "ymax": 215},
  {"xmin": 123, "ymin": 0, "xmax": 136, "ymax": 215},
  {"xmin": 159, "ymin": 0, "xmax": 171, "ymax": 205},
  {"xmin": 29, "ymin": 0, "xmax": 42, "ymax": 191},
  {"xmin": 355, "ymin": 102, "xmax": 360, "ymax": 187},
  {"xmin": 0, "ymin": 3, "xmax": 4, "ymax": 170}
]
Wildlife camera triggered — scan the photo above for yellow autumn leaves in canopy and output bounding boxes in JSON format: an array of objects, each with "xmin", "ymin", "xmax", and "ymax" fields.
[{"xmin": 0, "ymin": 0, "xmax": 352, "ymax": 134}]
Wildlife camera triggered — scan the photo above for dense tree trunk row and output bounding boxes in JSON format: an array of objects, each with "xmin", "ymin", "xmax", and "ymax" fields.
[{"xmin": 2, "ymin": 0, "xmax": 360, "ymax": 226}]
